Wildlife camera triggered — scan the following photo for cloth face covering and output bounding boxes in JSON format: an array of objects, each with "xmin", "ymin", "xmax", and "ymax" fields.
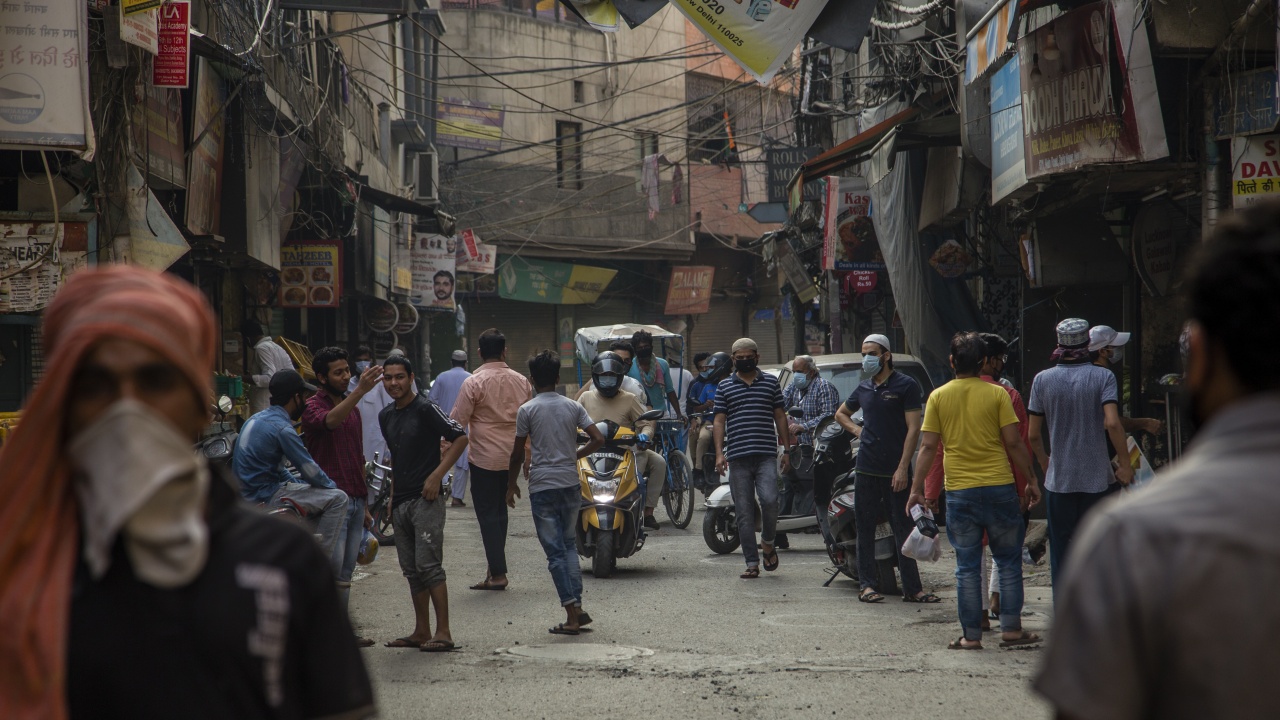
[{"xmin": 68, "ymin": 398, "xmax": 211, "ymax": 588}]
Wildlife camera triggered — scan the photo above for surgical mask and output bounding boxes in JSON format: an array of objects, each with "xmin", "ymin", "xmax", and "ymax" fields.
[
  {"xmin": 355, "ymin": 360, "xmax": 372, "ymax": 373},
  {"xmin": 861, "ymin": 355, "xmax": 882, "ymax": 379},
  {"xmin": 1108, "ymin": 347, "xmax": 1124, "ymax": 363},
  {"xmin": 68, "ymin": 399, "xmax": 210, "ymax": 588},
  {"xmin": 791, "ymin": 374, "xmax": 809, "ymax": 390},
  {"xmin": 635, "ymin": 346, "xmax": 653, "ymax": 360},
  {"xmin": 734, "ymin": 357, "xmax": 757, "ymax": 373},
  {"xmin": 597, "ymin": 375, "xmax": 620, "ymax": 390}
]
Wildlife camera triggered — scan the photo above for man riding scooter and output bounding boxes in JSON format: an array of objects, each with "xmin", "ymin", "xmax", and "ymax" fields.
[
  {"xmin": 779, "ymin": 354, "xmax": 840, "ymax": 549},
  {"xmin": 688, "ymin": 351, "xmax": 732, "ymax": 492},
  {"xmin": 578, "ymin": 351, "xmax": 668, "ymax": 530}
]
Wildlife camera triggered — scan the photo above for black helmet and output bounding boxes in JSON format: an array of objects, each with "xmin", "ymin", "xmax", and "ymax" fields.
[
  {"xmin": 592, "ymin": 351, "xmax": 627, "ymax": 398},
  {"xmin": 701, "ymin": 352, "xmax": 731, "ymax": 383}
]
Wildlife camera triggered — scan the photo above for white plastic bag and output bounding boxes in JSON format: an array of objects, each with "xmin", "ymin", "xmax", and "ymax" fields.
[{"xmin": 901, "ymin": 528, "xmax": 941, "ymax": 562}]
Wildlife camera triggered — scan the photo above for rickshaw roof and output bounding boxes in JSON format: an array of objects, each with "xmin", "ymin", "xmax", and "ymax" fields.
[{"xmin": 574, "ymin": 324, "xmax": 681, "ymax": 364}]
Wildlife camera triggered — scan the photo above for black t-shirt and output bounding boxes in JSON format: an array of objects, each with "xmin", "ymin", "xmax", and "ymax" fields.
[
  {"xmin": 379, "ymin": 394, "xmax": 466, "ymax": 504},
  {"xmin": 68, "ymin": 468, "xmax": 375, "ymax": 720}
]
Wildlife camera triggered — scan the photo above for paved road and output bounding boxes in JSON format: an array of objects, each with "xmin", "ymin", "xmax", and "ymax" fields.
[{"xmin": 351, "ymin": 502, "xmax": 1053, "ymax": 720}]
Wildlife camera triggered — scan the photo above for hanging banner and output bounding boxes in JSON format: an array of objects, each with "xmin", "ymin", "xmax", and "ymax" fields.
[
  {"xmin": 1018, "ymin": 0, "xmax": 1168, "ymax": 179},
  {"xmin": 773, "ymin": 239, "xmax": 818, "ymax": 303},
  {"xmin": 664, "ymin": 266, "xmax": 715, "ymax": 315},
  {"xmin": 185, "ymin": 58, "xmax": 225, "ymax": 235},
  {"xmin": 153, "ymin": 1, "xmax": 189, "ymax": 88},
  {"xmin": 669, "ymin": 0, "xmax": 830, "ymax": 83},
  {"xmin": 120, "ymin": 5, "xmax": 158, "ymax": 53},
  {"xmin": 561, "ymin": 0, "xmax": 621, "ymax": 31},
  {"xmin": 821, "ymin": 175, "xmax": 839, "ymax": 271},
  {"xmin": 0, "ymin": 1, "xmax": 93, "ymax": 153},
  {"xmin": 990, "ymin": 54, "xmax": 1029, "ymax": 202},
  {"xmin": 1231, "ymin": 133, "xmax": 1280, "ymax": 208},
  {"xmin": 130, "ymin": 85, "xmax": 186, "ymax": 188},
  {"xmin": 459, "ymin": 228, "xmax": 480, "ymax": 260},
  {"xmin": 824, "ymin": 177, "xmax": 881, "ymax": 271},
  {"xmin": 497, "ymin": 256, "xmax": 617, "ymax": 305},
  {"xmin": 455, "ymin": 238, "xmax": 496, "ymax": 275},
  {"xmin": 279, "ymin": 242, "xmax": 341, "ymax": 308},
  {"xmin": 411, "ymin": 233, "xmax": 456, "ymax": 312},
  {"xmin": 435, "ymin": 98, "xmax": 504, "ymax": 151}
]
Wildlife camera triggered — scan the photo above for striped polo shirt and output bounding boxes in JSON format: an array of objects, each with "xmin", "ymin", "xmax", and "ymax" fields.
[{"xmin": 714, "ymin": 371, "xmax": 783, "ymax": 460}]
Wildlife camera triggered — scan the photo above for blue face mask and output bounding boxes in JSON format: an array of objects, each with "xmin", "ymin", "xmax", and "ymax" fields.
[
  {"xmin": 355, "ymin": 360, "xmax": 372, "ymax": 373},
  {"xmin": 791, "ymin": 373, "xmax": 809, "ymax": 390},
  {"xmin": 861, "ymin": 355, "xmax": 882, "ymax": 379}
]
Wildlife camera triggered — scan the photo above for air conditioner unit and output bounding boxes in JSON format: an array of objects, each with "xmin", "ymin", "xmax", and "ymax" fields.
[{"xmin": 412, "ymin": 151, "xmax": 439, "ymax": 203}]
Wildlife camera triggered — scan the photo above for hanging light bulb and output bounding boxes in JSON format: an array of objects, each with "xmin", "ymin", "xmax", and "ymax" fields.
[
  {"xmin": 1030, "ymin": 52, "xmax": 1043, "ymax": 81},
  {"xmin": 1042, "ymin": 31, "xmax": 1061, "ymax": 62}
]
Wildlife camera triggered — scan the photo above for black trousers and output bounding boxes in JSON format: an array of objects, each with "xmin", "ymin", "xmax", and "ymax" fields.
[{"xmin": 470, "ymin": 464, "xmax": 509, "ymax": 577}]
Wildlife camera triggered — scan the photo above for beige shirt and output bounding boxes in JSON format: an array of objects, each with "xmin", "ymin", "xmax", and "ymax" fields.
[
  {"xmin": 578, "ymin": 389, "xmax": 654, "ymax": 437},
  {"xmin": 449, "ymin": 361, "xmax": 531, "ymax": 471},
  {"xmin": 1035, "ymin": 393, "xmax": 1280, "ymax": 720}
]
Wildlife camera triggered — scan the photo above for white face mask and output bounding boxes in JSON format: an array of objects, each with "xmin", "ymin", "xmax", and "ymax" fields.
[
  {"xmin": 1108, "ymin": 346, "xmax": 1124, "ymax": 363},
  {"xmin": 68, "ymin": 398, "xmax": 210, "ymax": 588}
]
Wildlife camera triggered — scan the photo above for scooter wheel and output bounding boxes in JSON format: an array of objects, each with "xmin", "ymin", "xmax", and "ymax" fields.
[
  {"xmin": 702, "ymin": 506, "xmax": 740, "ymax": 555},
  {"xmin": 591, "ymin": 533, "xmax": 616, "ymax": 578}
]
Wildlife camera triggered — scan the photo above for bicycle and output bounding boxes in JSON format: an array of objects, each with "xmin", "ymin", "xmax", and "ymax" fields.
[
  {"xmin": 651, "ymin": 417, "xmax": 695, "ymax": 529},
  {"xmin": 365, "ymin": 452, "xmax": 396, "ymax": 546}
]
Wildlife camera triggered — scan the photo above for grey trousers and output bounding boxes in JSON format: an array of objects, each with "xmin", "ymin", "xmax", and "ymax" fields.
[
  {"xmin": 633, "ymin": 448, "xmax": 667, "ymax": 508},
  {"xmin": 271, "ymin": 482, "xmax": 349, "ymax": 573},
  {"xmin": 729, "ymin": 454, "xmax": 780, "ymax": 568}
]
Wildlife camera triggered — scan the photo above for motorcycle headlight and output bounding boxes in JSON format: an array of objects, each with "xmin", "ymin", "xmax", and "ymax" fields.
[{"xmin": 589, "ymin": 478, "xmax": 620, "ymax": 502}]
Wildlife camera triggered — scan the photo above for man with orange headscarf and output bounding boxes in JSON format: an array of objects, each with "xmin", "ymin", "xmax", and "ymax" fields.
[{"xmin": 0, "ymin": 265, "xmax": 374, "ymax": 720}]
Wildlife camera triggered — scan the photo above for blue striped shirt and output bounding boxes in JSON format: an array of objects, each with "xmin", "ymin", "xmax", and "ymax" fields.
[{"xmin": 714, "ymin": 371, "xmax": 783, "ymax": 460}]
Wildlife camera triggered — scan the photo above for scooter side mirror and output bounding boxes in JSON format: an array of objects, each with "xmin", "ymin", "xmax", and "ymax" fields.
[
  {"xmin": 216, "ymin": 395, "xmax": 233, "ymax": 415},
  {"xmin": 786, "ymin": 406, "xmax": 804, "ymax": 418},
  {"xmin": 637, "ymin": 409, "xmax": 664, "ymax": 422}
]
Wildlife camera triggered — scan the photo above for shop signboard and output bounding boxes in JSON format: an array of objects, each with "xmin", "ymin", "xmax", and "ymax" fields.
[
  {"xmin": 393, "ymin": 302, "xmax": 419, "ymax": 334},
  {"xmin": 497, "ymin": 256, "xmax": 617, "ymax": 305},
  {"xmin": 1212, "ymin": 67, "xmax": 1278, "ymax": 140},
  {"xmin": 773, "ymin": 238, "xmax": 818, "ymax": 303},
  {"xmin": 436, "ymin": 99, "xmax": 504, "ymax": 151},
  {"xmin": 130, "ymin": 85, "xmax": 185, "ymax": 188},
  {"xmin": 411, "ymin": 233, "xmax": 456, "ymax": 312},
  {"xmin": 1017, "ymin": 1, "xmax": 1168, "ymax": 179},
  {"xmin": 664, "ymin": 266, "xmax": 714, "ymax": 315},
  {"xmin": 990, "ymin": 54, "xmax": 1029, "ymax": 202},
  {"xmin": 1131, "ymin": 201, "xmax": 1184, "ymax": 297},
  {"xmin": 1231, "ymin": 133, "xmax": 1280, "ymax": 208},
  {"xmin": 365, "ymin": 299, "xmax": 398, "ymax": 334},
  {"xmin": 455, "ymin": 237, "xmax": 496, "ymax": 275},
  {"xmin": 185, "ymin": 58, "xmax": 225, "ymax": 236},
  {"xmin": 279, "ymin": 242, "xmax": 341, "ymax": 309},
  {"xmin": 152, "ymin": 1, "xmax": 189, "ymax": 88},
  {"xmin": 766, "ymin": 147, "xmax": 821, "ymax": 203},
  {"xmin": 0, "ymin": 1, "xmax": 93, "ymax": 152},
  {"xmin": 668, "ymin": 0, "xmax": 829, "ymax": 83},
  {"xmin": 821, "ymin": 176, "xmax": 879, "ymax": 272},
  {"xmin": 123, "ymin": 0, "xmax": 161, "ymax": 15},
  {"xmin": 0, "ymin": 223, "xmax": 86, "ymax": 313},
  {"xmin": 120, "ymin": 5, "xmax": 158, "ymax": 54}
]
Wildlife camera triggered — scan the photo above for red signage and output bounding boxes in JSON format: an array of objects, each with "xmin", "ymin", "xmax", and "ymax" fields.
[
  {"xmin": 153, "ymin": 1, "xmax": 190, "ymax": 88},
  {"xmin": 460, "ymin": 228, "xmax": 480, "ymax": 260},
  {"xmin": 849, "ymin": 271, "xmax": 878, "ymax": 295},
  {"xmin": 664, "ymin": 266, "xmax": 715, "ymax": 315}
]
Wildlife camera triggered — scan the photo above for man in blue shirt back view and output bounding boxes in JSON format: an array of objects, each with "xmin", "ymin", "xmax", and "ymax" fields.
[
  {"xmin": 233, "ymin": 369, "xmax": 349, "ymax": 566},
  {"xmin": 428, "ymin": 349, "xmax": 473, "ymax": 506}
]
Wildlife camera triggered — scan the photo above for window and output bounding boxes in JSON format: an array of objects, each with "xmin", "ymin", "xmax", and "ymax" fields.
[
  {"xmin": 555, "ymin": 121, "xmax": 583, "ymax": 190},
  {"xmin": 573, "ymin": 80, "xmax": 585, "ymax": 105}
]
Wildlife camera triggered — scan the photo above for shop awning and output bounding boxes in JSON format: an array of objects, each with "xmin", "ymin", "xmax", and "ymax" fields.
[
  {"xmin": 787, "ymin": 106, "xmax": 920, "ymax": 200},
  {"xmin": 964, "ymin": 0, "xmax": 1017, "ymax": 85},
  {"xmin": 353, "ymin": 180, "xmax": 439, "ymax": 219}
]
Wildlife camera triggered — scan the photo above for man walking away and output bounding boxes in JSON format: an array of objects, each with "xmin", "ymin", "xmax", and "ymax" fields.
[
  {"xmin": 0, "ymin": 265, "xmax": 372, "ymax": 719},
  {"xmin": 835, "ymin": 335, "xmax": 938, "ymax": 604},
  {"xmin": 506, "ymin": 351, "xmax": 606, "ymax": 635},
  {"xmin": 1089, "ymin": 325, "xmax": 1165, "ymax": 437},
  {"xmin": 451, "ymin": 329, "xmax": 531, "ymax": 591},
  {"xmin": 779, "ymin": 354, "xmax": 840, "ymax": 549},
  {"xmin": 303, "ymin": 346, "xmax": 384, "ymax": 646},
  {"xmin": 1028, "ymin": 318, "xmax": 1134, "ymax": 592},
  {"xmin": 908, "ymin": 332, "xmax": 1041, "ymax": 650},
  {"xmin": 1035, "ymin": 198, "xmax": 1280, "ymax": 719},
  {"xmin": 667, "ymin": 357, "xmax": 695, "ymax": 420},
  {"xmin": 379, "ymin": 355, "xmax": 468, "ymax": 652},
  {"xmin": 349, "ymin": 345, "xmax": 395, "ymax": 466},
  {"xmin": 235, "ymin": 370, "xmax": 350, "ymax": 567},
  {"xmin": 689, "ymin": 352, "xmax": 731, "ymax": 491},
  {"xmin": 630, "ymin": 329, "xmax": 683, "ymax": 421},
  {"xmin": 429, "ymin": 349, "xmax": 473, "ymax": 507},
  {"xmin": 241, "ymin": 318, "xmax": 294, "ymax": 414},
  {"xmin": 714, "ymin": 338, "xmax": 791, "ymax": 579}
]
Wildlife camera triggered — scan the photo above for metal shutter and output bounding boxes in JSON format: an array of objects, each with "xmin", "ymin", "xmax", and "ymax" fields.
[
  {"xmin": 463, "ymin": 298, "xmax": 556, "ymax": 366},
  {"xmin": 689, "ymin": 298, "xmax": 745, "ymax": 358}
]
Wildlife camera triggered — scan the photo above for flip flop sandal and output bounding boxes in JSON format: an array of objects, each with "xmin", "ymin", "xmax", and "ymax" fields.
[
  {"xmin": 999, "ymin": 632, "xmax": 1043, "ymax": 648},
  {"xmin": 858, "ymin": 590, "xmax": 885, "ymax": 603},
  {"xmin": 762, "ymin": 547, "xmax": 779, "ymax": 572},
  {"xmin": 420, "ymin": 640, "xmax": 458, "ymax": 652},
  {"xmin": 903, "ymin": 592, "xmax": 942, "ymax": 603},
  {"xmin": 740, "ymin": 567, "xmax": 760, "ymax": 579},
  {"xmin": 948, "ymin": 637, "xmax": 984, "ymax": 650},
  {"xmin": 577, "ymin": 611, "xmax": 593, "ymax": 627},
  {"xmin": 384, "ymin": 637, "xmax": 421, "ymax": 648},
  {"xmin": 469, "ymin": 580, "xmax": 508, "ymax": 591},
  {"xmin": 548, "ymin": 624, "xmax": 580, "ymax": 636}
]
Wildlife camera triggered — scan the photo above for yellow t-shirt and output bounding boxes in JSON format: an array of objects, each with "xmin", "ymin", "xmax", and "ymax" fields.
[{"xmin": 920, "ymin": 377, "xmax": 1018, "ymax": 491}]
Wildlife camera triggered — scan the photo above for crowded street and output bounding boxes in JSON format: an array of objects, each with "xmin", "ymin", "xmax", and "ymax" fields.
[{"xmin": 352, "ymin": 506, "xmax": 1052, "ymax": 719}]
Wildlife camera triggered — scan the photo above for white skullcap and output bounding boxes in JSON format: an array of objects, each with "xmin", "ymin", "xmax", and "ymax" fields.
[
  {"xmin": 863, "ymin": 334, "xmax": 891, "ymax": 352},
  {"xmin": 731, "ymin": 338, "xmax": 758, "ymax": 353}
]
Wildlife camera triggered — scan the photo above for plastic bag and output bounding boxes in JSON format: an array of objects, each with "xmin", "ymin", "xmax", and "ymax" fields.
[{"xmin": 901, "ymin": 528, "xmax": 941, "ymax": 562}]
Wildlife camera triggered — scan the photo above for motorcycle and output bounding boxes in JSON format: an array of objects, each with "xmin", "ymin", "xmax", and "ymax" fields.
[
  {"xmin": 702, "ymin": 408, "xmax": 822, "ymax": 554},
  {"xmin": 197, "ymin": 395, "xmax": 238, "ymax": 466},
  {"xmin": 812, "ymin": 413, "xmax": 901, "ymax": 593},
  {"xmin": 576, "ymin": 408, "xmax": 665, "ymax": 578},
  {"xmin": 364, "ymin": 451, "xmax": 396, "ymax": 546}
]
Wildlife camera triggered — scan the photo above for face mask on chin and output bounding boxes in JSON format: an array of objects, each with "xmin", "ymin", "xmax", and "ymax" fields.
[{"xmin": 68, "ymin": 398, "xmax": 210, "ymax": 588}]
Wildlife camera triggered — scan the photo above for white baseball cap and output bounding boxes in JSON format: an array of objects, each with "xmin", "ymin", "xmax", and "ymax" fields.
[
  {"xmin": 1088, "ymin": 325, "xmax": 1131, "ymax": 352},
  {"xmin": 862, "ymin": 334, "xmax": 891, "ymax": 352}
]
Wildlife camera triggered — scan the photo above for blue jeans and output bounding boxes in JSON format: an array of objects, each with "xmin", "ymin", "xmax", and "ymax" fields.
[
  {"xmin": 531, "ymin": 486, "xmax": 583, "ymax": 608},
  {"xmin": 332, "ymin": 495, "xmax": 367, "ymax": 584},
  {"xmin": 945, "ymin": 484, "xmax": 1025, "ymax": 642},
  {"xmin": 729, "ymin": 454, "xmax": 780, "ymax": 568}
]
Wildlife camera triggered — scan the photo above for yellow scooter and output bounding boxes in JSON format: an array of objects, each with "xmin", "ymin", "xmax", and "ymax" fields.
[{"xmin": 576, "ymin": 409, "xmax": 664, "ymax": 578}]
